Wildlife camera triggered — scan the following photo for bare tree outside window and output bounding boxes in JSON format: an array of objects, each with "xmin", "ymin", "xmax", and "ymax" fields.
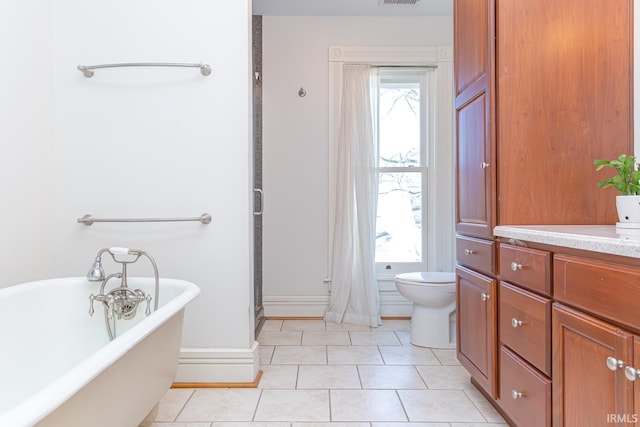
[{"xmin": 375, "ymin": 74, "xmax": 426, "ymax": 264}]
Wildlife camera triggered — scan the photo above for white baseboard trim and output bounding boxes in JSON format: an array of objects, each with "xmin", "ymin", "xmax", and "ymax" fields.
[
  {"xmin": 263, "ymin": 292, "xmax": 412, "ymax": 317},
  {"xmin": 175, "ymin": 342, "xmax": 259, "ymax": 383}
]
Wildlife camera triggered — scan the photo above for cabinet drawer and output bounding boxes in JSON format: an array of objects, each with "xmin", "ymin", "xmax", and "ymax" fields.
[
  {"xmin": 499, "ymin": 244, "xmax": 551, "ymax": 296},
  {"xmin": 456, "ymin": 236, "xmax": 496, "ymax": 276},
  {"xmin": 499, "ymin": 282, "xmax": 551, "ymax": 376},
  {"xmin": 500, "ymin": 346, "xmax": 551, "ymax": 427},
  {"xmin": 554, "ymin": 254, "xmax": 640, "ymax": 332}
]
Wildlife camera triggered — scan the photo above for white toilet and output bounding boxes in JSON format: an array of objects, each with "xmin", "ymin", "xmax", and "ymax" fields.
[{"xmin": 394, "ymin": 271, "xmax": 456, "ymax": 348}]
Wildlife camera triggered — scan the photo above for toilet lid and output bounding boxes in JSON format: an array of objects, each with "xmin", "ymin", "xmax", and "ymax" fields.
[{"xmin": 395, "ymin": 272, "xmax": 455, "ymax": 286}]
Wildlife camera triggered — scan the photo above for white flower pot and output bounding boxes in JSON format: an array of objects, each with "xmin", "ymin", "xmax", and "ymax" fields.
[{"xmin": 616, "ymin": 195, "xmax": 640, "ymax": 224}]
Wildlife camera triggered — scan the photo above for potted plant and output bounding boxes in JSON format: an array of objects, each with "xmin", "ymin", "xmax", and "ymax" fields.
[{"xmin": 594, "ymin": 154, "xmax": 640, "ymax": 226}]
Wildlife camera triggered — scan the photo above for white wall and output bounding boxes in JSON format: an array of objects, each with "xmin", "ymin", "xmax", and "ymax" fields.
[
  {"xmin": 262, "ymin": 16, "xmax": 454, "ymax": 316},
  {"xmin": 55, "ymin": 0, "xmax": 256, "ymax": 382},
  {"xmin": 0, "ymin": 1, "xmax": 56, "ymax": 288}
]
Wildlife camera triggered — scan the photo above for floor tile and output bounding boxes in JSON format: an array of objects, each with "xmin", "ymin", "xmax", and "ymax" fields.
[
  {"xmin": 259, "ymin": 345, "xmax": 275, "ymax": 364},
  {"xmin": 379, "ymin": 345, "xmax": 440, "ymax": 365},
  {"xmin": 331, "ymin": 390, "xmax": 407, "ymax": 421},
  {"xmin": 374, "ymin": 320, "xmax": 411, "ymax": 332},
  {"xmin": 358, "ymin": 365, "xmax": 427, "ymax": 389},
  {"xmin": 151, "ymin": 423, "xmax": 212, "ymax": 427},
  {"xmin": 213, "ymin": 423, "xmax": 290, "ymax": 427},
  {"xmin": 155, "ymin": 319, "xmax": 503, "ymax": 426},
  {"xmin": 464, "ymin": 389, "xmax": 507, "ymax": 423},
  {"xmin": 258, "ymin": 331, "xmax": 302, "ymax": 345},
  {"xmin": 271, "ymin": 345, "xmax": 327, "ymax": 364},
  {"xmin": 254, "ymin": 390, "xmax": 330, "ymax": 422},
  {"xmin": 327, "ymin": 345, "xmax": 384, "ymax": 364},
  {"xmin": 398, "ymin": 390, "xmax": 485, "ymax": 423},
  {"xmin": 396, "ymin": 330, "xmax": 412, "ymax": 346},
  {"xmin": 373, "ymin": 423, "xmax": 450, "ymax": 427},
  {"xmin": 261, "ymin": 320, "xmax": 284, "ymax": 331},
  {"xmin": 297, "ymin": 365, "xmax": 361, "ymax": 389},
  {"xmin": 295, "ymin": 423, "xmax": 369, "ymax": 427},
  {"xmin": 302, "ymin": 331, "xmax": 351, "ymax": 345},
  {"xmin": 326, "ymin": 321, "xmax": 372, "ymax": 331},
  {"xmin": 349, "ymin": 331, "xmax": 401, "ymax": 345},
  {"xmin": 177, "ymin": 389, "xmax": 261, "ymax": 422},
  {"xmin": 432, "ymin": 348, "xmax": 460, "ymax": 366},
  {"xmin": 258, "ymin": 365, "xmax": 299, "ymax": 389},
  {"xmin": 154, "ymin": 388, "xmax": 195, "ymax": 421},
  {"xmin": 282, "ymin": 319, "xmax": 327, "ymax": 331},
  {"xmin": 416, "ymin": 365, "xmax": 473, "ymax": 390}
]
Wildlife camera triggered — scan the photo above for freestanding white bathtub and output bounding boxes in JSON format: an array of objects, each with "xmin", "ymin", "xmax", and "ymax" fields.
[{"xmin": 0, "ymin": 276, "xmax": 200, "ymax": 427}]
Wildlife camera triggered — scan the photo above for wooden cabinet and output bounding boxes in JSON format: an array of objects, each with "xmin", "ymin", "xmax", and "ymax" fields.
[
  {"xmin": 500, "ymin": 346, "xmax": 552, "ymax": 427},
  {"xmin": 456, "ymin": 265, "xmax": 497, "ymax": 397},
  {"xmin": 500, "ymin": 281, "xmax": 551, "ymax": 376},
  {"xmin": 498, "ymin": 245, "xmax": 553, "ymax": 426},
  {"xmin": 456, "ymin": 235, "xmax": 496, "ymax": 276},
  {"xmin": 455, "ymin": 0, "xmax": 632, "ymax": 239},
  {"xmin": 454, "ymin": 0, "xmax": 495, "ymax": 239},
  {"xmin": 553, "ymin": 303, "xmax": 635, "ymax": 426},
  {"xmin": 455, "ymin": 0, "xmax": 634, "ymax": 423}
]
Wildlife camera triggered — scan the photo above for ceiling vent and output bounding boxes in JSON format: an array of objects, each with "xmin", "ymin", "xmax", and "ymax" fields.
[{"xmin": 379, "ymin": 0, "xmax": 421, "ymax": 6}]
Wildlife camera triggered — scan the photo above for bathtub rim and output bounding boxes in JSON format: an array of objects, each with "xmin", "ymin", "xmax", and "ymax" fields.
[{"xmin": 0, "ymin": 276, "xmax": 200, "ymax": 427}]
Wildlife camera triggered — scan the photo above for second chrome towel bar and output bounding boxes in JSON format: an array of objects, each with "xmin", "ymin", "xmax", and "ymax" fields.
[
  {"xmin": 77, "ymin": 62, "xmax": 212, "ymax": 78},
  {"xmin": 77, "ymin": 213, "xmax": 212, "ymax": 226}
]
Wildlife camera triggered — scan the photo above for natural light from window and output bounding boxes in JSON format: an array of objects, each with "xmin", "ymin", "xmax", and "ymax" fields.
[{"xmin": 375, "ymin": 70, "xmax": 428, "ymax": 267}]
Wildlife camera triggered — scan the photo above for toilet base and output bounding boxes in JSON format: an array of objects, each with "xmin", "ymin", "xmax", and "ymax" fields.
[{"xmin": 409, "ymin": 302, "xmax": 456, "ymax": 349}]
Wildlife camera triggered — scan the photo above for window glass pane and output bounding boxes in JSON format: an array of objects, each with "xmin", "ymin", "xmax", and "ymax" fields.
[
  {"xmin": 375, "ymin": 172, "xmax": 422, "ymax": 262},
  {"xmin": 379, "ymin": 80, "xmax": 420, "ymax": 167}
]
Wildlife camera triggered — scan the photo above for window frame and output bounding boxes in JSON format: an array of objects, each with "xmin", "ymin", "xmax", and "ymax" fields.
[{"xmin": 374, "ymin": 69, "xmax": 430, "ymax": 277}]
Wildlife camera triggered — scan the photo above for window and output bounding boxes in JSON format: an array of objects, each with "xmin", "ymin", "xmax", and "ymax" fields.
[{"xmin": 375, "ymin": 69, "xmax": 430, "ymax": 275}]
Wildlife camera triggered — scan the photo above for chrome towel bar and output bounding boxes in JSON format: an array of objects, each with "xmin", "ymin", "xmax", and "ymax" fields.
[
  {"xmin": 76, "ymin": 62, "xmax": 212, "ymax": 78},
  {"xmin": 77, "ymin": 213, "xmax": 212, "ymax": 226}
]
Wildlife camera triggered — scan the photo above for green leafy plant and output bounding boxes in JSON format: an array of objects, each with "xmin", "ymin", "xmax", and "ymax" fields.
[{"xmin": 594, "ymin": 154, "xmax": 640, "ymax": 195}]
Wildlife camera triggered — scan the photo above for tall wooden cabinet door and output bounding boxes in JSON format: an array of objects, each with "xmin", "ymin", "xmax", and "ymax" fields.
[
  {"xmin": 454, "ymin": 0, "xmax": 495, "ymax": 239},
  {"xmin": 496, "ymin": 0, "xmax": 632, "ymax": 226},
  {"xmin": 552, "ymin": 304, "xmax": 633, "ymax": 427},
  {"xmin": 456, "ymin": 265, "xmax": 497, "ymax": 397}
]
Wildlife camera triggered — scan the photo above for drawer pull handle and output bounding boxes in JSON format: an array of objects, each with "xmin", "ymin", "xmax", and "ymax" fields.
[
  {"xmin": 464, "ymin": 249, "xmax": 474, "ymax": 255},
  {"xmin": 606, "ymin": 356, "xmax": 625, "ymax": 371},
  {"xmin": 625, "ymin": 366, "xmax": 640, "ymax": 381},
  {"xmin": 511, "ymin": 318, "xmax": 523, "ymax": 328},
  {"xmin": 481, "ymin": 293, "xmax": 490, "ymax": 302},
  {"xmin": 481, "ymin": 161, "xmax": 490, "ymax": 169},
  {"xmin": 510, "ymin": 262, "xmax": 522, "ymax": 271},
  {"xmin": 511, "ymin": 390, "xmax": 523, "ymax": 400}
]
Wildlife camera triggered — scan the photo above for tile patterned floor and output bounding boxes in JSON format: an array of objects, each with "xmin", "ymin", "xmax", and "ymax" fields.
[{"xmin": 150, "ymin": 319, "xmax": 507, "ymax": 427}]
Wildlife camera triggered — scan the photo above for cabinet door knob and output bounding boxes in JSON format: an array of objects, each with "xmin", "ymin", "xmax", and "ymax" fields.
[
  {"xmin": 481, "ymin": 293, "xmax": 490, "ymax": 302},
  {"xmin": 464, "ymin": 249, "xmax": 475, "ymax": 255},
  {"xmin": 625, "ymin": 366, "xmax": 640, "ymax": 381},
  {"xmin": 481, "ymin": 161, "xmax": 490, "ymax": 169},
  {"xmin": 606, "ymin": 356, "xmax": 625, "ymax": 371},
  {"xmin": 510, "ymin": 262, "xmax": 523, "ymax": 271},
  {"xmin": 511, "ymin": 390, "xmax": 523, "ymax": 399},
  {"xmin": 511, "ymin": 318, "xmax": 523, "ymax": 328}
]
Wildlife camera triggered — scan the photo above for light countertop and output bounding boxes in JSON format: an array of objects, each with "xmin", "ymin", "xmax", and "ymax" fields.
[{"xmin": 493, "ymin": 225, "xmax": 640, "ymax": 259}]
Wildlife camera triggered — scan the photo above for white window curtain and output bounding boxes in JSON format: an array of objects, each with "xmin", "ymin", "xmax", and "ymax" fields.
[{"xmin": 324, "ymin": 64, "xmax": 382, "ymax": 327}]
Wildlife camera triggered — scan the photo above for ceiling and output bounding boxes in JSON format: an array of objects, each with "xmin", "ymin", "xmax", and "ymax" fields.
[{"xmin": 252, "ymin": 0, "xmax": 453, "ymax": 17}]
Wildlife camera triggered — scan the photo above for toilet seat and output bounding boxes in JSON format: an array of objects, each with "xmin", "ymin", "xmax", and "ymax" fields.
[{"xmin": 395, "ymin": 272, "xmax": 455, "ymax": 286}]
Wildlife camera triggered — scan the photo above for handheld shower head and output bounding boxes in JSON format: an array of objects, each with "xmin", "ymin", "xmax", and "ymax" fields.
[{"xmin": 87, "ymin": 256, "xmax": 105, "ymax": 282}]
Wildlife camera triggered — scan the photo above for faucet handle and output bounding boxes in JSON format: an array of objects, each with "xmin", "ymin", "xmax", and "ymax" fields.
[
  {"xmin": 107, "ymin": 295, "xmax": 115, "ymax": 319},
  {"xmin": 88, "ymin": 294, "xmax": 95, "ymax": 316},
  {"xmin": 145, "ymin": 295, "xmax": 152, "ymax": 316}
]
